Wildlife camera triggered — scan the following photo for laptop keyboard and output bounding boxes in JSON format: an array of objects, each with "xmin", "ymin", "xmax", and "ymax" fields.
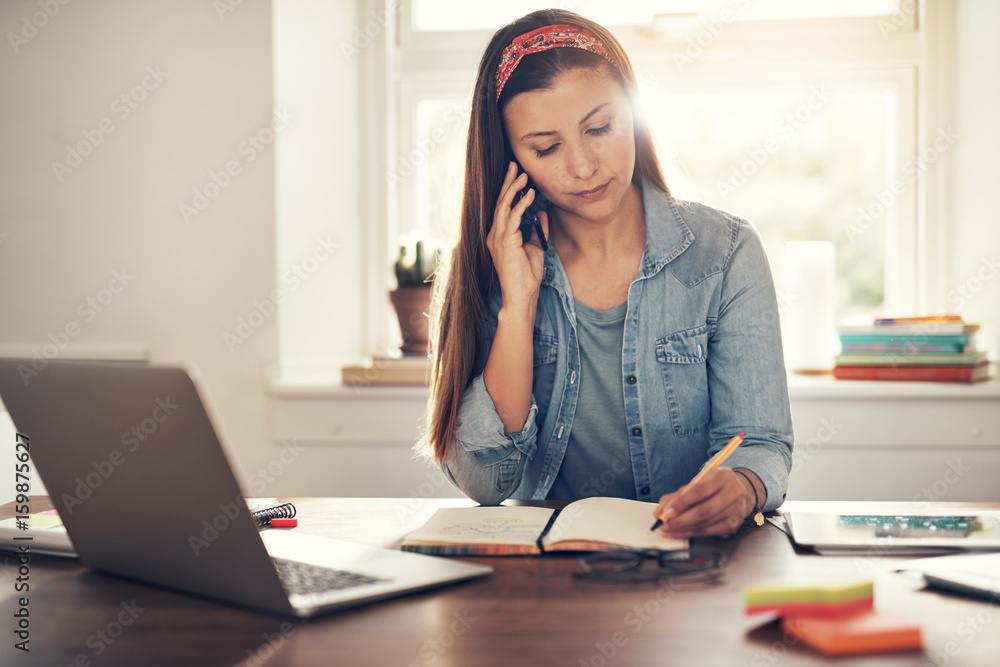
[{"xmin": 272, "ymin": 557, "xmax": 389, "ymax": 596}]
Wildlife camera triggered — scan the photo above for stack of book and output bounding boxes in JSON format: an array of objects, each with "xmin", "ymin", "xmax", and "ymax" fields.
[
  {"xmin": 833, "ymin": 316, "xmax": 990, "ymax": 383},
  {"xmin": 341, "ymin": 354, "xmax": 430, "ymax": 386}
]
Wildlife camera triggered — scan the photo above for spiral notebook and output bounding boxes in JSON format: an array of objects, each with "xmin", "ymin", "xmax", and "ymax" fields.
[{"xmin": 252, "ymin": 501, "xmax": 297, "ymax": 526}]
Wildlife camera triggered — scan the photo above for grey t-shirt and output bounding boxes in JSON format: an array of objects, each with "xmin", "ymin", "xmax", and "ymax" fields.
[{"xmin": 547, "ymin": 299, "xmax": 637, "ymax": 500}]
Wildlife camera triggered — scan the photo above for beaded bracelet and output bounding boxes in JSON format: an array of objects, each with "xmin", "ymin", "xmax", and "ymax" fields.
[{"xmin": 733, "ymin": 469, "xmax": 765, "ymax": 527}]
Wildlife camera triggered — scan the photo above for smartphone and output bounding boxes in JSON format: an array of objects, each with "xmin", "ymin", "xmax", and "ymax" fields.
[{"xmin": 513, "ymin": 168, "xmax": 550, "ymax": 251}]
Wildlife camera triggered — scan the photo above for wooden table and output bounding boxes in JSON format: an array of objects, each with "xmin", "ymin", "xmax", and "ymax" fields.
[{"xmin": 1, "ymin": 498, "xmax": 998, "ymax": 666}]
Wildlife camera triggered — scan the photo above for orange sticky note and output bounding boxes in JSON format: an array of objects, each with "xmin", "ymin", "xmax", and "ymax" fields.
[{"xmin": 781, "ymin": 610, "xmax": 922, "ymax": 655}]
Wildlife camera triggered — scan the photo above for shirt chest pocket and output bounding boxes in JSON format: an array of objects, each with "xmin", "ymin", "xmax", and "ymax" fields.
[{"xmin": 655, "ymin": 324, "xmax": 710, "ymax": 436}]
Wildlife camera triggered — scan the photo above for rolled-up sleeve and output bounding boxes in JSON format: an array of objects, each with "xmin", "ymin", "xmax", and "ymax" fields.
[
  {"xmin": 705, "ymin": 220, "xmax": 794, "ymax": 512},
  {"xmin": 439, "ymin": 295, "xmax": 540, "ymax": 505},
  {"xmin": 442, "ymin": 374, "xmax": 538, "ymax": 505}
]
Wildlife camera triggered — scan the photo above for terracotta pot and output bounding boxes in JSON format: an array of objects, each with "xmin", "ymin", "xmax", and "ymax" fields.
[{"xmin": 389, "ymin": 286, "xmax": 432, "ymax": 354}]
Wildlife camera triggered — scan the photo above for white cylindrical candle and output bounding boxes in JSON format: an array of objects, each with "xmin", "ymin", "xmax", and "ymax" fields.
[{"xmin": 781, "ymin": 241, "xmax": 837, "ymax": 373}]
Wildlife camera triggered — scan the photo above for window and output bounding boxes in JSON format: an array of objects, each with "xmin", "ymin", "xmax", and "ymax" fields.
[
  {"xmin": 413, "ymin": 1, "xmax": 904, "ymax": 32},
  {"xmin": 385, "ymin": 0, "xmax": 950, "ymax": 349},
  {"xmin": 642, "ymin": 77, "xmax": 908, "ymax": 318}
]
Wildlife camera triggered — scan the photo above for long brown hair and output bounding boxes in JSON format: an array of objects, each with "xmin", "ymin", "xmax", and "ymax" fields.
[{"xmin": 423, "ymin": 9, "xmax": 668, "ymax": 461}]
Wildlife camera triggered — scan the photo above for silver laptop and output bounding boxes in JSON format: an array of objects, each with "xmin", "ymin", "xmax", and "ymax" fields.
[{"xmin": 0, "ymin": 359, "xmax": 490, "ymax": 618}]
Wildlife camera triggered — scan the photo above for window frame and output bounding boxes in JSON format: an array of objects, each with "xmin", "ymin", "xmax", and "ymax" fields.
[{"xmin": 371, "ymin": 0, "xmax": 953, "ymax": 353}]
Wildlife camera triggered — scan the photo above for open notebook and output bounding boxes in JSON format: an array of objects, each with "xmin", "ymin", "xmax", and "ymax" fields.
[{"xmin": 401, "ymin": 497, "xmax": 687, "ymax": 556}]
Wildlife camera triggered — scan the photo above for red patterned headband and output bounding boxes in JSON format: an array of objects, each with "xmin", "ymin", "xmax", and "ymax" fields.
[{"xmin": 494, "ymin": 24, "xmax": 616, "ymax": 102}]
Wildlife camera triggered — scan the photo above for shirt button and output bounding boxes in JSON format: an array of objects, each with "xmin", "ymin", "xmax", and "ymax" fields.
[
  {"xmin": 626, "ymin": 375, "xmax": 637, "ymax": 384},
  {"xmin": 640, "ymin": 486, "xmax": 650, "ymax": 495},
  {"xmin": 631, "ymin": 427, "xmax": 642, "ymax": 437}
]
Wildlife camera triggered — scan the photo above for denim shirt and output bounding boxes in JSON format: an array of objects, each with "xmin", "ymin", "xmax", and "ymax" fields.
[{"xmin": 441, "ymin": 183, "xmax": 794, "ymax": 512}]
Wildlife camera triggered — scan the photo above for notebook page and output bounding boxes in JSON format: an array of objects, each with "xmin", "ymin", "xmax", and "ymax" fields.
[
  {"xmin": 543, "ymin": 497, "xmax": 687, "ymax": 551},
  {"xmin": 403, "ymin": 506, "xmax": 555, "ymax": 546}
]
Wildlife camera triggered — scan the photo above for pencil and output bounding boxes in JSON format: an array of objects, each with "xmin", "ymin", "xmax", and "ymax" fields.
[{"xmin": 650, "ymin": 433, "xmax": 745, "ymax": 532}]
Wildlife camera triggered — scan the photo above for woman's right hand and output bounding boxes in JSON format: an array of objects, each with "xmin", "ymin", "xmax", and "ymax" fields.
[{"xmin": 485, "ymin": 162, "xmax": 549, "ymax": 309}]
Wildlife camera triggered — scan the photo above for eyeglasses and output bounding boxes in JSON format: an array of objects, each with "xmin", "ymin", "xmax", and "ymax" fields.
[{"xmin": 573, "ymin": 548, "xmax": 728, "ymax": 583}]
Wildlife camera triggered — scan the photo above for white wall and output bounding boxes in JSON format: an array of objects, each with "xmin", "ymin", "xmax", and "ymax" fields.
[{"xmin": 0, "ymin": 1, "xmax": 293, "ymax": 497}]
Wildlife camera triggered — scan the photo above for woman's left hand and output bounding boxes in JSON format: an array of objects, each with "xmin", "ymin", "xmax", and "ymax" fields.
[{"xmin": 652, "ymin": 468, "xmax": 756, "ymax": 539}]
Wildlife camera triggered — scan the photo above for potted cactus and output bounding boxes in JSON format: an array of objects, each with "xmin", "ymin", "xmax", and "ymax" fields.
[{"xmin": 390, "ymin": 239, "xmax": 441, "ymax": 355}]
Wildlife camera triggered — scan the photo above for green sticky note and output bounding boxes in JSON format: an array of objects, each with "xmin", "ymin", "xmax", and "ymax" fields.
[
  {"xmin": 27, "ymin": 514, "xmax": 64, "ymax": 530},
  {"xmin": 0, "ymin": 514, "xmax": 64, "ymax": 531}
]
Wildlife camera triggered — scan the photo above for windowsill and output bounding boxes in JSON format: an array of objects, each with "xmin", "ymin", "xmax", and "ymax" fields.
[
  {"xmin": 266, "ymin": 362, "xmax": 429, "ymax": 399},
  {"xmin": 785, "ymin": 365, "xmax": 1000, "ymax": 399},
  {"xmin": 267, "ymin": 364, "xmax": 1000, "ymax": 400},
  {"xmin": 268, "ymin": 377, "xmax": 429, "ymax": 399}
]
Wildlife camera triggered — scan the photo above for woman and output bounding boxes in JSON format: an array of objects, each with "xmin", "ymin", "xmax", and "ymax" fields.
[{"xmin": 423, "ymin": 9, "xmax": 793, "ymax": 540}]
